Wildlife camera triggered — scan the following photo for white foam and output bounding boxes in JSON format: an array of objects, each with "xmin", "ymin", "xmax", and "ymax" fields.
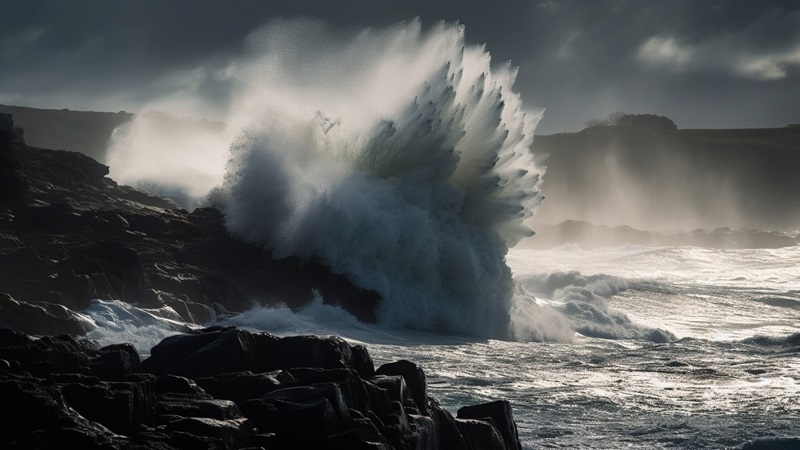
[
  {"xmin": 106, "ymin": 19, "xmax": 555, "ymax": 340},
  {"xmin": 80, "ymin": 299, "xmax": 195, "ymax": 356},
  {"xmin": 216, "ymin": 19, "xmax": 545, "ymax": 339}
]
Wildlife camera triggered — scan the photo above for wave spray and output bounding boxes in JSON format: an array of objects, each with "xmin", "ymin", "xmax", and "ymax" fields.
[{"xmin": 110, "ymin": 19, "xmax": 559, "ymax": 340}]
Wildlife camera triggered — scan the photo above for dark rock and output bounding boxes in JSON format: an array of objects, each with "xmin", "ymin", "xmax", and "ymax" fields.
[
  {"xmin": 457, "ymin": 400, "xmax": 521, "ymax": 450},
  {"xmin": 456, "ymin": 418, "xmax": 506, "ymax": 450},
  {"xmin": 157, "ymin": 398, "xmax": 243, "ymax": 421},
  {"xmin": 0, "ymin": 377, "xmax": 124, "ymax": 449},
  {"xmin": 276, "ymin": 334, "xmax": 354, "ymax": 371},
  {"xmin": 327, "ymin": 417, "xmax": 390, "ymax": 450},
  {"xmin": 59, "ymin": 377, "xmax": 156, "ymax": 435},
  {"xmin": 164, "ymin": 417, "xmax": 253, "ymax": 450},
  {"xmin": 0, "ymin": 327, "xmax": 32, "ymax": 349},
  {"xmin": 90, "ymin": 343, "xmax": 141, "ymax": 381},
  {"xmin": 161, "ymin": 296, "xmax": 214, "ymax": 324},
  {"xmin": 406, "ymin": 414, "xmax": 437, "ymax": 449},
  {"xmin": 0, "ymin": 292, "xmax": 89, "ymax": 336},
  {"xmin": 0, "ymin": 327, "xmax": 525, "ymax": 450},
  {"xmin": 0, "ymin": 113, "xmax": 383, "ymax": 336},
  {"xmin": 0, "ymin": 113, "xmax": 25, "ymax": 146},
  {"xmin": 142, "ymin": 327, "xmax": 262, "ymax": 377},
  {"xmin": 263, "ymin": 383, "xmax": 351, "ymax": 422},
  {"xmin": 369, "ymin": 374, "xmax": 414, "ymax": 411},
  {"xmin": 76, "ymin": 240, "xmax": 153, "ymax": 304},
  {"xmin": 196, "ymin": 370, "xmax": 292, "ymax": 401},
  {"xmin": 287, "ymin": 367, "xmax": 372, "ymax": 415},
  {"xmin": 156, "ymin": 374, "xmax": 211, "ymax": 397},
  {"xmin": 376, "ymin": 359, "xmax": 428, "ymax": 415},
  {"xmin": 236, "ymin": 399, "xmax": 280, "ymax": 433},
  {"xmin": 0, "ymin": 142, "xmax": 26, "ymax": 205},
  {"xmin": 0, "ymin": 379, "xmax": 63, "ymax": 435},
  {"xmin": 364, "ymin": 377, "xmax": 392, "ymax": 421},
  {"xmin": 428, "ymin": 396, "xmax": 467, "ymax": 450},
  {"xmin": 382, "ymin": 400, "xmax": 411, "ymax": 446},
  {"xmin": 0, "ymin": 332, "xmax": 96, "ymax": 377},
  {"xmin": 143, "ymin": 328, "xmax": 374, "ymax": 380},
  {"xmin": 272, "ymin": 398, "xmax": 339, "ymax": 446},
  {"xmin": 352, "ymin": 343, "xmax": 375, "ymax": 378}
]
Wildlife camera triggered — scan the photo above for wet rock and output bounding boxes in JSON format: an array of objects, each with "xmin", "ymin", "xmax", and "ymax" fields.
[
  {"xmin": 157, "ymin": 397, "xmax": 243, "ymax": 421},
  {"xmin": 0, "ymin": 332, "xmax": 96, "ymax": 376},
  {"xmin": 352, "ymin": 343, "xmax": 376, "ymax": 378},
  {"xmin": 0, "ymin": 113, "xmax": 382, "ymax": 336},
  {"xmin": 376, "ymin": 359, "xmax": 428, "ymax": 415},
  {"xmin": 0, "ymin": 292, "xmax": 89, "ymax": 336},
  {"xmin": 428, "ymin": 397, "xmax": 467, "ymax": 450},
  {"xmin": 0, "ymin": 327, "xmax": 525, "ymax": 450},
  {"xmin": 156, "ymin": 374, "xmax": 211, "ymax": 398},
  {"xmin": 456, "ymin": 418, "xmax": 506, "ymax": 450},
  {"xmin": 327, "ymin": 420, "xmax": 390, "ymax": 450},
  {"xmin": 370, "ymin": 375, "xmax": 414, "ymax": 412},
  {"xmin": 271, "ymin": 397, "xmax": 340, "ymax": 446},
  {"xmin": 263, "ymin": 383, "xmax": 351, "ymax": 422},
  {"xmin": 143, "ymin": 327, "xmax": 375, "ymax": 380},
  {"xmin": 196, "ymin": 370, "xmax": 292, "ymax": 401},
  {"xmin": 164, "ymin": 416, "xmax": 253, "ymax": 450},
  {"xmin": 277, "ymin": 334, "xmax": 355, "ymax": 372},
  {"xmin": 60, "ymin": 377, "xmax": 156, "ymax": 435},
  {"xmin": 142, "ymin": 327, "xmax": 266, "ymax": 377},
  {"xmin": 457, "ymin": 400, "xmax": 521, "ymax": 450},
  {"xmin": 90, "ymin": 343, "xmax": 141, "ymax": 381},
  {"xmin": 0, "ymin": 377, "xmax": 125, "ymax": 449}
]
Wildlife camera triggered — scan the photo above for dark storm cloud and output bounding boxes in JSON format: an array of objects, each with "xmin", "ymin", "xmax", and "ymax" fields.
[{"xmin": 1, "ymin": 0, "xmax": 798, "ymax": 132}]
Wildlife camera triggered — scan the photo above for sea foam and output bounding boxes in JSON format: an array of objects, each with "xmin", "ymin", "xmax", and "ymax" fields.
[
  {"xmin": 107, "ymin": 19, "xmax": 568, "ymax": 340},
  {"xmin": 216, "ymin": 19, "xmax": 545, "ymax": 339}
]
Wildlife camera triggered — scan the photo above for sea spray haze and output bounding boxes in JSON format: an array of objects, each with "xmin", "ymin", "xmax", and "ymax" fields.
[
  {"xmin": 220, "ymin": 19, "xmax": 549, "ymax": 339},
  {"xmin": 107, "ymin": 19, "xmax": 573, "ymax": 340}
]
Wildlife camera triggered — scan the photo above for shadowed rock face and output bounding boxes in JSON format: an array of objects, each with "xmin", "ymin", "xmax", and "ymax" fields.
[
  {"xmin": 0, "ymin": 113, "xmax": 380, "ymax": 336},
  {"xmin": 0, "ymin": 326, "xmax": 523, "ymax": 450}
]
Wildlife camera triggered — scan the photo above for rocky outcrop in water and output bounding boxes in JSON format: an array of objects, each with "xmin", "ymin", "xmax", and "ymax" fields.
[
  {"xmin": 0, "ymin": 113, "xmax": 379, "ymax": 336},
  {"xmin": 0, "ymin": 326, "xmax": 523, "ymax": 450}
]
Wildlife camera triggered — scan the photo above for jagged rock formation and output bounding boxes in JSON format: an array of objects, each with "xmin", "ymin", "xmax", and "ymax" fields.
[
  {"xmin": 0, "ymin": 326, "xmax": 523, "ymax": 450},
  {"xmin": 0, "ymin": 113, "xmax": 379, "ymax": 336}
]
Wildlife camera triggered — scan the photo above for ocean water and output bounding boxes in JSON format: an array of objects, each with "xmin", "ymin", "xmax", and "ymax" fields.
[
  {"xmin": 82, "ymin": 243, "xmax": 800, "ymax": 449},
  {"xmin": 94, "ymin": 18, "xmax": 799, "ymax": 449}
]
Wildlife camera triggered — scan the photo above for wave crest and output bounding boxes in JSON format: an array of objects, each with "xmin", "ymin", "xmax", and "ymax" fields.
[{"xmin": 216, "ymin": 19, "xmax": 543, "ymax": 339}]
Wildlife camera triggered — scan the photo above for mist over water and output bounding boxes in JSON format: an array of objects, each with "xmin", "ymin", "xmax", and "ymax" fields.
[
  {"xmin": 107, "ymin": 112, "xmax": 230, "ymax": 209},
  {"xmin": 104, "ymin": 19, "xmax": 666, "ymax": 342},
  {"xmin": 218, "ymin": 19, "xmax": 548, "ymax": 339}
]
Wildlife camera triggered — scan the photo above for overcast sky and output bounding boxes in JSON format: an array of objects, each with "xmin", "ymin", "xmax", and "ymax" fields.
[{"xmin": 1, "ymin": 0, "xmax": 799, "ymax": 134}]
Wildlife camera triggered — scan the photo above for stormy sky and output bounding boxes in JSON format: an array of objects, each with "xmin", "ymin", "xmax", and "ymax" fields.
[{"xmin": 1, "ymin": 0, "xmax": 799, "ymax": 134}]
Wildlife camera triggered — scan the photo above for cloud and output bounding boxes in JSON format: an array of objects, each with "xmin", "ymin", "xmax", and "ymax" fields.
[
  {"xmin": 635, "ymin": 7, "xmax": 800, "ymax": 82},
  {"xmin": 735, "ymin": 46, "xmax": 800, "ymax": 80},
  {"xmin": 1, "ymin": 0, "xmax": 799, "ymax": 133},
  {"xmin": 636, "ymin": 36, "xmax": 692, "ymax": 71}
]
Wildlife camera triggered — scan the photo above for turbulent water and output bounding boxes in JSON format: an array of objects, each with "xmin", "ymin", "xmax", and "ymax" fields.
[
  {"xmin": 96, "ymin": 19, "xmax": 800, "ymax": 448},
  {"xmin": 108, "ymin": 19, "xmax": 546, "ymax": 340},
  {"xmin": 82, "ymin": 244, "xmax": 800, "ymax": 449}
]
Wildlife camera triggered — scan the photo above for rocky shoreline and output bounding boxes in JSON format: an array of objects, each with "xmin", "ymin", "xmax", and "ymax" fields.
[
  {"xmin": 0, "ymin": 326, "xmax": 521, "ymax": 449},
  {"xmin": 0, "ymin": 113, "xmax": 525, "ymax": 448},
  {"xmin": 0, "ymin": 113, "xmax": 378, "ymax": 337}
]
